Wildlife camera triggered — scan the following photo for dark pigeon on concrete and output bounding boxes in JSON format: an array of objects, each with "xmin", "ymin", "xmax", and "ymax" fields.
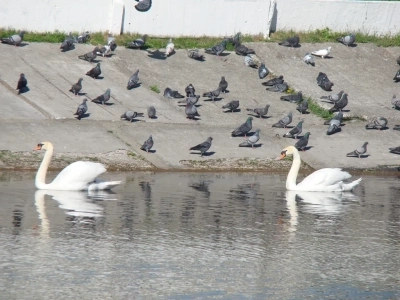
[
  {"xmin": 337, "ymin": 33, "xmax": 356, "ymax": 47},
  {"xmin": 1, "ymin": 31, "xmax": 25, "ymax": 46},
  {"xmin": 278, "ymin": 35, "xmax": 300, "ymax": 47},
  {"xmin": 178, "ymin": 95, "xmax": 200, "ymax": 105},
  {"xmin": 16, "ymin": 73, "xmax": 27, "ymax": 95},
  {"xmin": 365, "ymin": 116, "xmax": 388, "ymax": 130},
  {"xmin": 185, "ymin": 102, "xmax": 200, "ymax": 120},
  {"xmin": 389, "ymin": 146, "xmax": 400, "ymax": 155},
  {"xmin": 76, "ymin": 31, "xmax": 90, "ymax": 43},
  {"xmin": 303, "ymin": 53, "xmax": 315, "ymax": 66},
  {"xmin": 246, "ymin": 104, "xmax": 270, "ymax": 118},
  {"xmin": 296, "ymin": 100, "xmax": 309, "ymax": 114},
  {"xmin": 394, "ymin": 125, "xmax": 400, "ymax": 131},
  {"xmin": 272, "ymin": 112, "xmax": 292, "ymax": 128},
  {"xmin": 185, "ymin": 84, "xmax": 195, "ymax": 97},
  {"xmin": 203, "ymin": 87, "xmax": 221, "ymax": 102},
  {"xmin": 219, "ymin": 76, "xmax": 228, "ymax": 93},
  {"xmin": 391, "ymin": 95, "xmax": 400, "ymax": 109},
  {"xmin": 92, "ymin": 88, "xmax": 111, "ymax": 105},
  {"xmin": 231, "ymin": 117, "xmax": 253, "ymax": 137},
  {"xmin": 320, "ymin": 90, "xmax": 344, "ymax": 103},
  {"xmin": 190, "ymin": 137, "xmax": 213, "ymax": 157},
  {"xmin": 329, "ymin": 93, "xmax": 348, "ymax": 112},
  {"xmin": 121, "ymin": 111, "xmax": 144, "ymax": 122},
  {"xmin": 262, "ymin": 75, "xmax": 284, "ymax": 86},
  {"xmin": 86, "ymin": 63, "xmax": 101, "ymax": 79},
  {"xmin": 394, "ymin": 69, "xmax": 400, "ymax": 82},
  {"xmin": 295, "ymin": 132, "xmax": 310, "ymax": 151},
  {"xmin": 135, "ymin": 0, "xmax": 152, "ymax": 12},
  {"xmin": 60, "ymin": 32, "xmax": 75, "ymax": 52},
  {"xmin": 127, "ymin": 34, "xmax": 148, "ymax": 49},
  {"xmin": 317, "ymin": 72, "xmax": 334, "ymax": 91},
  {"xmin": 147, "ymin": 106, "xmax": 156, "ymax": 118},
  {"xmin": 397, "ymin": 56, "xmax": 400, "ymax": 65},
  {"xmin": 258, "ymin": 63, "xmax": 269, "ymax": 79},
  {"xmin": 326, "ymin": 112, "xmax": 343, "ymax": 135},
  {"xmin": 281, "ymin": 91, "xmax": 302, "ymax": 103},
  {"xmin": 239, "ymin": 129, "xmax": 260, "ymax": 148},
  {"xmin": 205, "ymin": 39, "xmax": 228, "ymax": 57},
  {"xmin": 74, "ymin": 99, "xmax": 88, "ymax": 120},
  {"xmin": 233, "ymin": 40, "xmax": 256, "ymax": 56},
  {"xmin": 347, "ymin": 142, "xmax": 368, "ymax": 158},
  {"xmin": 324, "ymin": 111, "xmax": 344, "ymax": 125},
  {"xmin": 283, "ymin": 121, "xmax": 303, "ymax": 139},
  {"xmin": 222, "ymin": 100, "xmax": 240, "ymax": 112},
  {"xmin": 164, "ymin": 87, "xmax": 184, "ymax": 99},
  {"xmin": 69, "ymin": 78, "xmax": 83, "ymax": 95},
  {"xmin": 187, "ymin": 49, "xmax": 205, "ymax": 61},
  {"xmin": 127, "ymin": 70, "xmax": 140, "ymax": 90},
  {"xmin": 78, "ymin": 47, "xmax": 99, "ymax": 63},
  {"xmin": 140, "ymin": 135, "xmax": 154, "ymax": 153},
  {"xmin": 266, "ymin": 82, "xmax": 288, "ymax": 92}
]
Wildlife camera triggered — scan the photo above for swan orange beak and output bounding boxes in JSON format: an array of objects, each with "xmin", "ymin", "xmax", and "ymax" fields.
[
  {"xmin": 275, "ymin": 152, "xmax": 287, "ymax": 160},
  {"xmin": 34, "ymin": 144, "xmax": 43, "ymax": 151}
]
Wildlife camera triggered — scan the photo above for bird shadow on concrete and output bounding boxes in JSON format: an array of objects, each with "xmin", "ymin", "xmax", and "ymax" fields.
[
  {"xmin": 76, "ymin": 113, "xmax": 90, "ymax": 120},
  {"xmin": 147, "ymin": 50, "xmax": 167, "ymax": 60},
  {"xmin": 239, "ymin": 143, "xmax": 263, "ymax": 148},
  {"xmin": 122, "ymin": 118, "xmax": 141, "ymax": 123},
  {"xmin": 190, "ymin": 151, "xmax": 215, "ymax": 157},
  {"xmin": 366, "ymin": 127, "xmax": 389, "ymax": 131},
  {"xmin": 16, "ymin": 43, "xmax": 29, "ymax": 47},
  {"xmin": 93, "ymin": 102, "xmax": 114, "ymax": 106},
  {"xmin": 76, "ymin": 92, "xmax": 87, "ymax": 96},
  {"xmin": 222, "ymin": 90, "xmax": 230, "ymax": 94},
  {"xmin": 232, "ymin": 131, "xmax": 256, "ymax": 137},
  {"xmin": 203, "ymin": 97, "xmax": 223, "ymax": 102},
  {"xmin": 298, "ymin": 111, "xmax": 310, "ymax": 115},
  {"xmin": 127, "ymin": 83, "xmax": 142, "ymax": 90},
  {"xmin": 223, "ymin": 108, "xmax": 241, "ymax": 113},
  {"xmin": 347, "ymin": 154, "xmax": 370, "ymax": 158},
  {"xmin": 148, "ymin": 116, "xmax": 158, "ymax": 119},
  {"xmin": 93, "ymin": 76, "xmax": 104, "ymax": 80},
  {"xmin": 299, "ymin": 146, "xmax": 313, "ymax": 151},
  {"xmin": 248, "ymin": 114, "xmax": 270, "ymax": 119},
  {"xmin": 143, "ymin": 149, "xmax": 156, "ymax": 154},
  {"xmin": 187, "ymin": 117, "xmax": 201, "ymax": 121},
  {"xmin": 17, "ymin": 86, "xmax": 30, "ymax": 94}
]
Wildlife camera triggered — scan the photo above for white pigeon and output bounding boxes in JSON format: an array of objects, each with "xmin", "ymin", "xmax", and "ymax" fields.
[
  {"xmin": 97, "ymin": 44, "xmax": 111, "ymax": 57},
  {"xmin": 165, "ymin": 38, "xmax": 174, "ymax": 57},
  {"xmin": 311, "ymin": 46, "xmax": 331, "ymax": 59}
]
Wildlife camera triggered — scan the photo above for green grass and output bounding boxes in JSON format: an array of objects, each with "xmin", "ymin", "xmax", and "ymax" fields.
[
  {"xmin": 150, "ymin": 85, "xmax": 160, "ymax": 93},
  {"xmin": 2, "ymin": 28, "xmax": 400, "ymax": 48}
]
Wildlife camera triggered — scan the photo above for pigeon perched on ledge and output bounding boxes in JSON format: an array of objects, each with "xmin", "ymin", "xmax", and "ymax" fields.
[
  {"xmin": 1, "ymin": 31, "xmax": 25, "ymax": 46},
  {"xmin": 69, "ymin": 78, "xmax": 83, "ymax": 95},
  {"xmin": 92, "ymin": 88, "xmax": 111, "ymax": 105},
  {"xmin": 283, "ymin": 121, "xmax": 303, "ymax": 139},
  {"xmin": 127, "ymin": 34, "xmax": 148, "ymax": 49},
  {"xmin": 147, "ymin": 106, "xmax": 156, "ymax": 118},
  {"xmin": 140, "ymin": 135, "xmax": 154, "ymax": 153},
  {"xmin": 337, "ymin": 33, "xmax": 356, "ymax": 47},
  {"xmin": 121, "ymin": 111, "xmax": 144, "ymax": 122},
  {"xmin": 365, "ymin": 116, "xmax": 388, "ymax": 130},
  {"xmin": 278, "ymin": 35, "xmax": 300, "ymax": 48},
  {"xmin": 16, "ymin": 73, "xmax": 28, "ymax": 95},
  {"xmin": 74, "ymin": 99, "xmax": 88, "ymax": 120},
  {"xmin": 239, "ymin": 129, "xmax": 260, "ymax": 148},
  {"xmin": 164, "ymin": 87, "xmax": 184, "ymax": 99},
  {"xmin": 262, "ymin": 76, "xmax": 284, "ymax": 86},
  {"xmin": 187, "ymin": 49, "xmax": 205, "ymax": 61},
  {"xmin": 203, "ymin": 87, "xmax": 221, "ymax": 102},
  {"xmin": 303, "ymin": 53, "xmax": 315, "ymax": 66},
  {"xmin": 246, "ymin": 104, "xmax": 270, "ymax": 118},
  {"xmin": 127, "ymin": 70, "xmax": 140, "ymax": 90},
  {"xmin": 222, "ymin": 100, "xmax": 240, "ymax": 112},
  {"xmin": 272, "ymin": 112, "xmax": 292, "ymax": 128},
  {"xmin": 190, "ymin": 137, "xmax": 213, "ymax": 157},
  {"xmin": 311, "ymin": 47, "xmax": 331, "ymax": 59},
  {"xmin": 232, "ymin": 117, "xmax": 253, "ymax": 137},
  {"xmin": 347, "ymin": 142, "xmax": 368, "ymax": 158}
]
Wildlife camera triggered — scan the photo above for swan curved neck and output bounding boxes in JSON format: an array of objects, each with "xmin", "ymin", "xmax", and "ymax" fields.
[
  {"xmin": 35, "ymin": 144, "xmax": 53, "ymax": 189},
  {"xmin": 286, "ymin": 148, "xmax": 301, "ymax": 190}
]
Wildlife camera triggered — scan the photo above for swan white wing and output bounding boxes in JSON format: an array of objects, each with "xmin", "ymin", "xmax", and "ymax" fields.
[
  {"xmin": 51, "ymin": 161, "xmax": 106, "ymax": 187},
  {"xmin": 297, "ymin": 168, "xmax": 351, "ymax": 188}
]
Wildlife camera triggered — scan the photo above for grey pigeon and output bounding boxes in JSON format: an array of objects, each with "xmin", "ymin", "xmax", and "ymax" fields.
[
  {"xmin": 190, "ymin": 137, "xmax": 213, "ymax": 157},
  {"xmin": 140, "ymin": 135, "xmax": 154, "ymax": 153},
  {"xmin": 205, "ymin": 39, "xmax": 228, "ymax": 57},
  {"xmin": 203, "ymin": 87, "xmax": 221, "ymax": 102},
  {"xmin": 320, "ymin": 90, "xmax": 344, "ymax": 103},
  {"xmin": 394, "ymin": 69, "xmax": 400, "ymax": 82},
  {"xmin": 244, "ymin": 54, "xmax": 260, "ymax": 68},
  {"xmin": 266, "ymin": 82, "xmax": 288, "ymax": 92},
  {"xmin": 60, "ymin": 32, "xmax": 75, "ymax": 52},
  {"xmin": 397, "ymin": 56, "xmax": 400, "ymax": 65},
  {"xmin": 77, "ymin": 31, "xmax": 90, "ymax": 43},
  {"xmin": 278, "ymin": 35, "xmax": 300, "ymax": 48},
  {"xmin": 1, "ymin": 31, "xmax": 25, "ymax": 46},
  {"xmin": 258, "ymin": 63, "xmax": 269, "ymax": 79},
  {"xmin": 231, "ymin": 117, "xmax": 253, "ymax": 137},
  {"xmin": 394, "ymin": 125, "xmax": 400, "ymax": 131},
  {"xmin": 147, "ymin": 106, "xmax": 156, "ymax": 118},
  {"xmin": 317, "ymin": 72, "xmax": 334, "ymax": 91},
  {"xmin": 281, "ymin": 91, "xmax": 302, "ymax": 103},
  {"xmin": 185, "ymin": 84, "xmax": 195, "ymax": 97},
  {"xmin": 326, "ymin": 112, "xmax": 343, "ymax": 135},
  {"xmin": 329, "ymin": 93, "xmax": 348, "ymax": 112},
  {"xmin": 96, "ymin": 44, "xmax": 111, "ymax": 57},
  {"xmin": 127, "ymin": 70, "xmax": 140, "ymax": 90},
  {"xmin": 303, "ymin": 53, "xmax": 315, "ymax": 66},
  {"xmin": 92, "ymin": 88, "xmax": 111, "ymax": 105},
  {"xmin": 365, "ymin": 116, "xmax": 388, "ymax": 130},
  {"xmin": 78, "ymin": 47, "xmax": 99, "ymax": 63},
  {"xmin": 185, "ymin": 102, "xmax": 200, "ymax": 120},
  {"xmin": 272, "ymin": 112, "xmax": 292, "ymax": 128},
  {"xmin": 86, "ymin": 63, "xmax": 101, "ymax": 79},
  {"xmin": 69, "ymin": 78, "xmax": 83, "ymax": 95},
  {"xmin": 296, "ymin": 100, "xmax": 309, "ymax": 114},
  {"xmin": 391, "ymin": 95, "xmax": 400, "ymax": 109},
  {"xmin": 135, "ymin": 0, "xmax": 152, "ymax": 12},
  {"xmin": 121, "ymin": 111, "xmax": 144, "ymax": 122},
  {"xmin": 389, "ymin": 146, "xmax": 400, "ymax": 155},
  {"xmin": 337, "ymin": 33, "xmax": 356, "ymax": 47},
  {"xmin": 246, "ymin": 104, "xmax": 270, "ymax": 118},
  {"xmin": 74, "ymin": 99, "xmax": 88, "ymax": 120},
  {"xmin": 324, "ymin": 111, "xmax": 344, "ymax": 125},
  {"xmin": 108, "ymin": 35, "xmax": 117, "ymax": 51},
  {"xmin": 16, "ymin": 73, "xmax": 27, "ymax": 95},
  {"xmin": 228, "ymin": 32, "xmax": 241, "ymax": 46},
  {"xmin": 295, "ymin": 132, "xmax": 310, "ymax": 151},
  {"xmin": 219, "ymin": 76, "xmax": 228, "ymax": 93},
  {"xmin": 164, "ymin": 87, "xmax": 184, "ymax": 99},
  {"xmin": 178, "ymin": 95, "xmax": 200, "ymax": 105},
  {"xmin": 187, "ymin": 49, "xmax": 205, "ymax": 61},
  {"xmin": 222, "ymin": 100, "xmax": 240, "ymax": 112},
  {"xmin": 127, "ymin": 34, "xmax": 148, "ymax": 49},
  {"xmin": 347, "ymin": 142, "xmax": 368, "ymax": 158},
  {"xmin": 239, "ymin": 129, "xmax": 260, "ymax": 148},
  {"xmin": 262, "ymin": 75, "xmax": 284, "ymax": 86},
  {"xmin": 234, "ymin": 40, "xmax": 255, "ymax": 56},
  {"xmin": 283, "ymin": 121, "xmax": 303, "ymax": 139}
]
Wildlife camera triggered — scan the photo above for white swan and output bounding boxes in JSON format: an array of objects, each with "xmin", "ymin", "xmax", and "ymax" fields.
[
  {"xmin": 278, "ymin": 146, "xmax": 362, "ymax": 192},
  {"xmin": 34, "ymin": 142, "xmax": 122, "ymax": 191}
]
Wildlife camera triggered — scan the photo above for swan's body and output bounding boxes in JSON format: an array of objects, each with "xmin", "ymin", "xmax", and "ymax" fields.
[
  {"xmin": 279, "ymin": 146, "xmax": 361, "ymax": 192},
  {"xmin": 34, "ymin": 142, "xmax": 122, "ymax": 191}
]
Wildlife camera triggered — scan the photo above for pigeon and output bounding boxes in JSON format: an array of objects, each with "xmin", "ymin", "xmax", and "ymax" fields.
[
  {"xmin": 1, "ymin": 31, "xmax": 25, "ymax": 46},
  {"xmin": 187, "ymin": 49, "xmax": 205, "ymax": 61},
  {"xmin": 239, "ymin": 129, "xmax": 260, "ymax": 148},
  {"xmin": 258, "ymin": 63, "xmax": 269, "ymax": 79},
  {"xmin": 78, "ymin": 47, "xmax": 99, "ymax": 62},
  {"xmin": 127, "ymin": 34, "xmax": 148, "ymax": 49},
  {"xmin": 266, "ymin": 82, "xmax": 288, "ymax": 92},
  {"xmin": 296, "ymin": 100, "xmax": 309, "ymax": 114},
  {"xmin": 244, "ymin": 54, "xmax": 261, "ymax": 68},
  {"xmin": 185, "ymin": 84, "xmax": 196, "ymax": 97},
  {"xmin": 303, "ymin": 53, "xmax": 315, "ymax": 66},
  {"xmin": 92, "ymin": 88, "xmax": 111, "ymax": 105},
  {"xmin": 317, "ymin": 72, "xmax": 334, "ymax": 91},
  {"xmin": 219, "ymin": 76, "xmax": 228, "ymax": 93},
  {"xmin": 231, "ymin": 117, "xmax": 253, "ymax": 137},
  {"xmin": 140, "ymin": 135, "xmax": 154, "ymax": 153},
  {"xmin": 329, "ymin": 93, "xmax": 348, "ymax": 112},
  {"xmin": 147, "ymin": 106, "xmax": 156, "ymax": 118},
  {"xmin": 246, "ymin": 104, "xmax": 270, "ymax": 118},
  {"xmin": 165, "ymin": 38, "xmax": 175, "ymax": 57},
  {"xmin": 397, "ymin": 56, "xmax": 400, "ymax": 65},
  {"xmin": 337, "ymin": 33, "xmax": 356, "ymax": 47},
  {"xmin": 234, "ymin": 40, "xmax": 256, "ymax": 56},
  {"xmin": 283, "ymin": 121, "xmax": 303, "ymax": 139},
  {"xmin": 60, "ymin": 32, "xmax": 75, "ymax": 52},
  {"xmin": 164, "ymin": 87, "xmax": 184, "ymax": 99},
  {"xmin": 326, "ymin": 112, "xmax": 343, "ymax": 135},
  {"xmin": 77, "ymin": 31, "xmax": 90, "ymax": 43},
  {"xmin": 185, "ymin": 102, "xmax": 200, "ymax": 120},
  {"xmin": 229, "ymin": 32, "xmax": 242, "ymax": 46},
  {"xmin": 190, "ymin": 137, "xmax": 213, "ymax": 157},
  {"xmin": 120, "ymin": 111, "xmax": 144, "ymax": 122},
  {"xmin": 127, "ymin": 70, "xmax": 140, "ymax": 90},
  {"xmin": 280, "ymin": 91, "xmax": 302, "ymax": 103},
  {"xmin": 202, "ymin": 87, "xmax": 221, "ymax": 102},
  {"xmin": 320, "ymin": 90, "xmax": 344, "ymax": 103},
  {"xmin": 311, "ymin": 47, "xmax": 331, "ymax": 59},
  {"xmin": 96, "ymin": 44, "xmax": 111, "ymax": 57},
  {"xmin": 394, "ymin": 125, "xmax": 400, "ymax": 131},
  {"xmin": 391, "ymin": 95, "xmax": 400, "ymax": 109},
  {"xmin": 295, "ymin": 132, "xmax": 310, "ymax": 151},
  {"xmin": 85, "ymin": 63, "xmax": 102, "ymax": 79},
  {"xmin": 178, "ymin": 95, "xmax": 200, "ymax": 106},
  {"xmin": 205, "ymin": 39, "xmax": 228, "ymax": 57},
  {"xmin": 278, "ymin": 35, "xmax": 300, "ymax": 48},
  {"xmin": 74, "ymin": 99, "xmax": 88, "ymax": 120},
  {"xmin": 108, "ymin": 40, "xmax": 117, "ymax": 52},
  {"xmin": 324, "ymin": 111, "xmax": 344, "ymax": 125},
  {"xmin": 347, "ymin": 142, "xmax": 368, "ymax": 158},
  {"xmin": 389, "ymin": 146, "xmax": 400, "ymax": 155},
  {"xmin": 222, "ymin": 100, "xmax": 240, "ymax": 112},
  {"xmin": 135, "ymin": 0, "xmax": 152, "ymax": 12},
  {"xmin": 365, "ymin": 116, "xmax": 388, "ymax": 130},
  {"xmin": 272, "ymin": 112, "xmax": 292, "ymax": 128},
  {"xmin": 69, "ymin": 78, "xmax": 83, "ymax": 95},
  {"xmin": 394, "ymin": 69, "xmax": 400, "ymax": 82},
  {"xmin": 262, "ymin": 75, "xmax": 284, "ymax": 86},
  {"xmin": 16, "ymin": 73, "xmax": 27, "ymax": 95}
]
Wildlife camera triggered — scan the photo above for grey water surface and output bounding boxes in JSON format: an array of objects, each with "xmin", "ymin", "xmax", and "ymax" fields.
[{"xmin": 0, "ymin": 171, "xmax": 400, "ymax": 299}]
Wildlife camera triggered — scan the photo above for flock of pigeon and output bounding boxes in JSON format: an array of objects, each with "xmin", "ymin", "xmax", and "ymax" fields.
[{"xmin": 2, "ymin": 29, "xmax": 400, "ymax": 158}]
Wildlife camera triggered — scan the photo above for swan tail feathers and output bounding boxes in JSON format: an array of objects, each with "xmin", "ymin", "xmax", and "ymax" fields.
[
  {"xmin": 88, "ymin": 181, "xmax": 122, "ymax": 191},
  {"xmin": 342, "ymin": 177, "xmax": 362, "ymax": 191}
]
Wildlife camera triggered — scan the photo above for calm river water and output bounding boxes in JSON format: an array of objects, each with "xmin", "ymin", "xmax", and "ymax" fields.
[{"xmin": 0, "ymin": 171, "xmax": 399, "ymax": 299}]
